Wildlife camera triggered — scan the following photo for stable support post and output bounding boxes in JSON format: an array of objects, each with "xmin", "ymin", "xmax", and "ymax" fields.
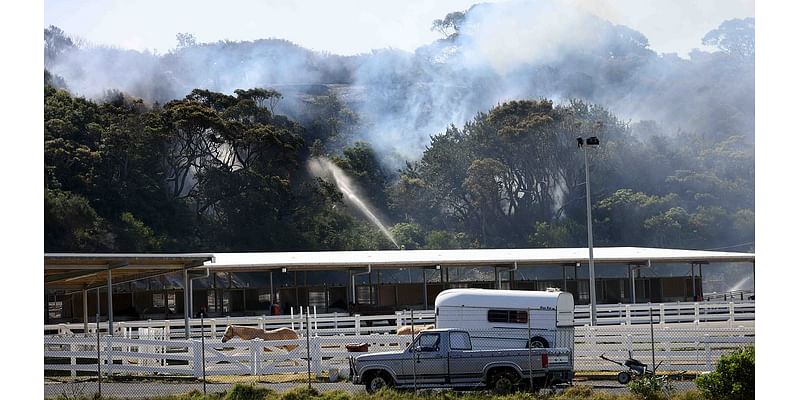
[
  {"xmin": 691, "ymin": 263, "xmax": 697, "ymax": 300},
  {"xmin": 629, "ymin": 265, "xmax": 636, "ymax": 304},
  {"xmin": 423, "ymin": 270, "xmax": 428, "ymax": 310},
  {"xmin": 699, "ymin": 264, "xmax": 704, "ymax": 300},
  {"xmin": 269, "ymin": 271, "xmax": 274, "ymax": 308}
]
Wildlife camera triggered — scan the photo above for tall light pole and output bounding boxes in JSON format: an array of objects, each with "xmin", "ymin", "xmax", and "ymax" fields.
[{"xmin": 577, "ymin": 136, "xmax": 599, "ymax": 326}]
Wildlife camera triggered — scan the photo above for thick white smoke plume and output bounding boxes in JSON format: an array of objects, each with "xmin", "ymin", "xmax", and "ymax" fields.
[{"xmin": 46, "ymin": 0, "xmax": 754, "ymax": 167}]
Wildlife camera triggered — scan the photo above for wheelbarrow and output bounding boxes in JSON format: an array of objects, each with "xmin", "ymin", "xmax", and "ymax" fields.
[{"xmin": 600, "ymin": 351, "xmax": 661, "ymax": 384}]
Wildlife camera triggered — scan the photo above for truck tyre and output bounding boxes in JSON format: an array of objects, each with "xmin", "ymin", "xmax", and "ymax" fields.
[
  {"xmin": 365, "ymin": 371, "xmax": 393, "ymax": 393},
  {"xmin": 528, "ymin": 336, "xmax": 550, "ymax": 348},
  {"xmin": 490, "ymin": 370, "xmax": 520, "ymax": 394}
]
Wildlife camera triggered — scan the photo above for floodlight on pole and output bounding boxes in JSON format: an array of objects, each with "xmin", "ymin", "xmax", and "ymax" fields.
[{"xmin": 577, "ymin": 136, "xmax": 599, "ymax": 326}]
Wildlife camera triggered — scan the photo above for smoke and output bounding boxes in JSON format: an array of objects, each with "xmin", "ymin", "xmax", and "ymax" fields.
[
  {"xmin": 308, "ymin": 157, "xmax": 400, "ymax": 248},
  {"xmin": 46, "ymin": 0, "xmax": 754, "ymax": 167}
]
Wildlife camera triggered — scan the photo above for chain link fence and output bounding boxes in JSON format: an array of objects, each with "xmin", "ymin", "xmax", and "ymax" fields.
[{"xmin": 45, "ymin": 306, "xmax": 753, "ymax": 398}]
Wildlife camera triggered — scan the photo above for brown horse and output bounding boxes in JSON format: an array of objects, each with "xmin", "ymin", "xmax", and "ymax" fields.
[
  {"xmin": 221, "ymin": 326, "xmax": 299, "ymax": 352},
  {"xmin": 396, "ymin": 324, "xmax": 435, "ymax": 335}
]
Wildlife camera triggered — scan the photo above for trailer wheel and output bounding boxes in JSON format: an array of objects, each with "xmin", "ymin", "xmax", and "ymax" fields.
[
  {"xmin": 617, "ymin": 371, "xmax": 631, "ymax": 385},
  {"xmin": 528, "ymin": 336, "xmax": 550, "ymax": 348},
  {"xmin": 365, "ymin": 371, "xmax": 393, "ymax": 393}
]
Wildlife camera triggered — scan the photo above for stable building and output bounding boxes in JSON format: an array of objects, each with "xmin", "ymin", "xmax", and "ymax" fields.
[{"xmin": 45, "ymin": 247, "xmax": 755, "ymax": 326}]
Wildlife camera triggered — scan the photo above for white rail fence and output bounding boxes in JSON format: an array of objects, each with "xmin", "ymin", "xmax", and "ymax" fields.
[
  {"xmin": 574, "ymin": 324, "xmax": 754, "ymax": 372},
  {"xmin": 45, "ymin": 323, "xmax": 754, "ymax": 378},
  {"xmin": 44, "ymin": 334, "xmax": 416, "ymax": 378},
  {"xmin": 45, "ymin": 300, "xmax": 755, "ymax": 338}
]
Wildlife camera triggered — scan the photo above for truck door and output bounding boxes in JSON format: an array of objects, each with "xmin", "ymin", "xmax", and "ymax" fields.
[
  {"xmin": 447, "ymin": 331, "xmax": 481, "ymax": 384},
  {"xmin": 404, "ymin": 332, "xmax": 447, "ymax": 384}
]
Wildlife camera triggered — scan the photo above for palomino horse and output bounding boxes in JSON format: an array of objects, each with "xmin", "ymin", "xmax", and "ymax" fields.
[
  {"xmin": 221, "ymin": 325, "xmax": 299, "ymax": 352},
  {"xmin": 396, "ymin": 324, "xmax": 435, "ymax": 335}
]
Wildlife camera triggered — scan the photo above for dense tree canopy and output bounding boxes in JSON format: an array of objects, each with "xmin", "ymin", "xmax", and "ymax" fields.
[{"xmin": 43, "ymin": 10, "xmax": 754, "ymax": 254}]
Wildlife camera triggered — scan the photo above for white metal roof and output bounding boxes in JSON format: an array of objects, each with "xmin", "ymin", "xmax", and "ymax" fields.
[{"xmin": 206, "ymin": 247, "xmax": 755, "ymax": 271}]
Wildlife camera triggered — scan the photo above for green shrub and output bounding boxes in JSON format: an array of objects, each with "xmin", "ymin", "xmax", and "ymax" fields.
[
  {"xmin": 224, "ymin": 384, "xmax": 274, "ymax": 400},
  {"xmin": 668, "ymin": 391, "xmax": 705, "ymax": 400},
  {"xmin": 279, "ymin": 387, "xmax": 321, "ymax": 400},
  {"xmin": 695, "ymin": 346, "xmax": 754, "ymax": 400},
  {"xmin": 555, "ymin": 385, "xmax": 596, "ymax": 399},
  {"xmin": 627, "ymin": 374, "xmax": 674, "ymax": 400}
]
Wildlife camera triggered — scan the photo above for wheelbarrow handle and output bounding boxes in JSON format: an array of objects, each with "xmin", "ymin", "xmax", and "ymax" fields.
[{"xmin": 599, "ymin": 353, "xmax": 625, "ymax": 367}]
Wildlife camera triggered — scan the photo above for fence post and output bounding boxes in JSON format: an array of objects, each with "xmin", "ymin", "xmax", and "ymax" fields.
[
  {"xmin": 291, "ymin": 307, "xmax": 295, "ymax": 330},
  {"xmin": 411, "ymin": 309, "xmax": 417, "ymax": 392},
  {"xmin": 659, "ymin": 303, "xmax": 666, "ymax": 327},
  {"xmin": 694, "ymin": 302, "xmax": 700, "ymax": 323},
  {"xmin": 355, "ymin": 314, "xmax": 361, "ymax": 336},
  {"xmin": 251, "ymin": 342, "xmax": 259, "ymax": 375},
  {"xmin": 528, "ymin": 307, "xmax": 533, "ymax": 390},
  {"xmin": 395, "ymin": 311, "xmax": 402, "ymax": 333},
  {"xmin": 625, "ymin": 304, "xmax": 631, "ymax": 325},
  {"xmin": 728, "ymin": 302, "xmax": 735, "ymax": 328},
  {"xmin": 625, "ymin": 333, "xmax": 633, "ymax": 355},
  {"xmin": 210, "ymin": 319, "xmax": 217, "ymax": 339},
  {"xmin": 306, "ymin": 307, "xmax": 312, "ymax": 389},
  {"xmin": 96, "ymin": 317, "xmax": 102, "ymax": 398},
  {"xmin": 201, "ymin": 312, "xmax": 207, "ymax": 395},
  {"xmin": 312, "ymin": 336, "xmax": 322, "ymax": 378},
  {"xmin": 193, "ymin": 340, "xmax": 203, "ymax": 378},
  {"xmin": 69, "ymin": 341, "xmax": 76, "ymax": 377},
  {"xmin": 106, "ymin": 335, "xmax": 114, "ymax": 376},
  {"xmin": 334, "ymin": 312, "xmax": 338, "ymax": 330}
]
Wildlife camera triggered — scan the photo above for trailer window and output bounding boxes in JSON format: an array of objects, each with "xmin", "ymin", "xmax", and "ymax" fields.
[{"xmin": 487, "ymin": 309, "xmax": 528, "ymax": 324}]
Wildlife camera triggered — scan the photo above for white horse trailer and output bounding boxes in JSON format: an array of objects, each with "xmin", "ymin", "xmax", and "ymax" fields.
[{"xmin": 434, "ymin": 288, "xmax": 574, "ymax": 350}]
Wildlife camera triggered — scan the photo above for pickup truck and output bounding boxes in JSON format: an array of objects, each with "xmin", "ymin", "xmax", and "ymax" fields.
[{"xmin": 349, "ymin": 328, "xmax": 573, "ymax": 393}]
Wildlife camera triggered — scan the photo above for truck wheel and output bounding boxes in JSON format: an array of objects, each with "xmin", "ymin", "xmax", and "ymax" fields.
[
  {"xmin": 490, "ymin": 370, "xmax": 519, "ymax": 394},
  {"xmin": 365, "ymin": 372, "xmax": 393, "ymax": 393},
  {"xmin": 528, "ymin": 337, "xmax": 550, "ymax": 348}
]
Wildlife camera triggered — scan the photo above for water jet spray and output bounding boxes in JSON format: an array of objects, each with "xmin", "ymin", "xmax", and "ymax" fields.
[{"xmin": 308, "ymin": 157, "xmax": 400, "ymax": 249}]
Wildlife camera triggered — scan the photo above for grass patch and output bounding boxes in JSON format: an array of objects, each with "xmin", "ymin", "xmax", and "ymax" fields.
[{"xmin": 46, "ymin": 383, "xmax": 711, "ymax": 400}]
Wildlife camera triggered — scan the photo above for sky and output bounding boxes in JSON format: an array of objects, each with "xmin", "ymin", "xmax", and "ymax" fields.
[{"xmin": 44, "ymin": 0, "xmax": 754, "ymax": 57}]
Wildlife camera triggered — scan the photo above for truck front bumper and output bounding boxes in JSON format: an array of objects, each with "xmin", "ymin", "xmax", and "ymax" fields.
[{"xmin": 348, "ymin": 356, "xmax": 361, "ymax": 383}]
